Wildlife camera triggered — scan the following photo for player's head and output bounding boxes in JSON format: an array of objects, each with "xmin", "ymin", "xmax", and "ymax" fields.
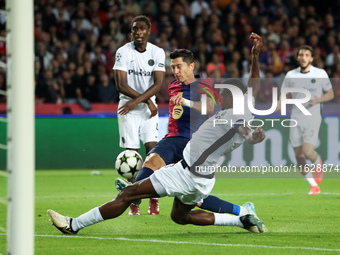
[
  {"xmin": 297, "ymin": 45, "xmax": 314, "ymax": 70},
  {"xmin": 170, "ymin": 49, "xmax": 195, "ymax": 85},
  {"xmin": 220, "ymin": 78, "xmax": 246, "ymax": 109},
  {"xmin": 131, "ymin": 15, "xmax": 151, "ymax": 47}
]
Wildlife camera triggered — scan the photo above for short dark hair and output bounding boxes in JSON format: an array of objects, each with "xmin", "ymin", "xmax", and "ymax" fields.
[
  {"xmin": 131, "ymin": 15, "xmax": 151, "ymax": 29},
  {"xmin": 297, "ymin": 45, "xmax": 314, "ymax": 57},
  {"xmin": 222, "ymin": 78, "xmax": 246, "ymax": 94},
  {"xmin": 169, "ymin": 49, "xmax": 194, "ymax": 65}
]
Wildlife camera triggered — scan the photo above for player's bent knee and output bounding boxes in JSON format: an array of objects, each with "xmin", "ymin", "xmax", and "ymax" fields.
[
  {"xmin": 143, "ymin": 153, "xmax": 165, "ymax": 170},
  {"xmin": 171, "ymin": 211, "xmax": 190, "ymax": 225}
]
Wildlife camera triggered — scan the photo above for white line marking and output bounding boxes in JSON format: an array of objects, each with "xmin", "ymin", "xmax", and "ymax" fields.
[{"xmin": 0, "ymin": 234, "xmax": 335, "ymax": 252}]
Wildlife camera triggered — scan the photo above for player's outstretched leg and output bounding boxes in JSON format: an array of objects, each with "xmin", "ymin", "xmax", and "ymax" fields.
[
  {"xmin": 171, "ymin": 198, "xmax": 267, "ymax": 233},
  {"xmin": 200, "ymin": 195, "xmax": 249, "ymax": 216},
  {"xmin": 48, "ymin": 178, "xmax": 159, "ymax": 234},
  {"xmin": 115, "ymin": 177, "xmax": 141, "ymax": 215},
  {"xmin": 47, "ymin": 209, "xmax": 79, "ymax": 235}
]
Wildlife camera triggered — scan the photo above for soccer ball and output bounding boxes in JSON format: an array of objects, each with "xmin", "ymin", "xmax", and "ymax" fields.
[{"xmin": 115, "ymin": 150, "xmax": 143, "ymax": 179}]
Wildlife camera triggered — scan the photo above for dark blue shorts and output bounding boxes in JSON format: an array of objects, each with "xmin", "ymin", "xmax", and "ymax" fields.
[{"xmin": 148, "ymin": 136, "xmax": 190, "ymax": 165}]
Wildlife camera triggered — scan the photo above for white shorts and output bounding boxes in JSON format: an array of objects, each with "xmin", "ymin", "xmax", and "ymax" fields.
[
  {"xmin": 150, "ymin": 161, "xmax": 215, "ymax": 205},
  {"xmin": 289, "ymin": 118, "xmax": 321, "ymax": 147},
  {"xmin": 118, "ymin": 113, "xmax": 159, "ymax": 149}
]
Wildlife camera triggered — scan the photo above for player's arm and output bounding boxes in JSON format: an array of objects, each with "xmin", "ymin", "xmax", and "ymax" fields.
[
  {"xmin": 238, "ymin": 125, "xmax": 266, "ymax": 144},
  {"xmin": 115, "ymin": 69, "xmax": 158, "ymax": 115},
  {"xmin": 247, "ymin": 33, "xmax": 262, "ymax": 98},
  {"xmin": 114, "ymin": 69, "xmax": 142, "ymax": 99},
  {"xmin": 309, "ymin": 88, "xmax": 334, "ymax": 106},
  {"xmin": 132, "ymin": 70, "xmax": 165, "ymax": 104},
  {"xmin": 130, "ymin": 70, "xmax": 165, "ymax": 117},
  {"xmin": 170, "ymin": 94, "xmax": 214, "ymax": 115}
]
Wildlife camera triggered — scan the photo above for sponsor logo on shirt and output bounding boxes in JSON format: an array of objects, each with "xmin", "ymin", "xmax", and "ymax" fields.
[
  {"xmin": 173, "ymin": 92, "xmax": 184, "ymax": 119},
  {"xmin": 158, "ymin": 63, "xmax": 165, "ymax": 67},
  {"xmin": 128, "ymin": 69, "xmax": 154, "ymax": 76}
]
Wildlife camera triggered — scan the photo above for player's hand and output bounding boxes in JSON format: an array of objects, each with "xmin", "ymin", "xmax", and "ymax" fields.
[
  {"xmin": 147, "ymin": 100, "xmax": 158, "ymax": 118},
  {"xmin": 309, "ymin": 95, "xmax": 319, "ymax": 106},
  {"xmin": 118, "ymin": 100, "xmax": 138, "ymax": 115},
  {"xmin": 250, "ymin": 32, "xmax": 262, "ymax": 56},
  {"xmin": 170, "ymin": 94, "xmax": 184, "ymax": 106},
  {"xmin": 252, "ymin": 126, "xmax": 266, "ymax": 144}
]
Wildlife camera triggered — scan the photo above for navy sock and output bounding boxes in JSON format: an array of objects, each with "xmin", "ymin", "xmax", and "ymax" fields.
[
  {"xmin": 200, "ymin": 195, "xmax": 241, "ymax": 215},
  {"xmin": 135, "ymin": 167, "xmax": 154, "ymax": 182}
]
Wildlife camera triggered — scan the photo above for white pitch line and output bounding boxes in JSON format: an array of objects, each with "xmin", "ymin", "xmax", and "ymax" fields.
[
  {"xmin": 0, "ymin": 233, "xmax": 339, "ymax": 252},
  {"xmin": 321, "ymin": 192, "xmax": 340, "ymax": 195},
  {"xmin": 32, "ymin": 234, "xmax": 340, "ymax": 252}
]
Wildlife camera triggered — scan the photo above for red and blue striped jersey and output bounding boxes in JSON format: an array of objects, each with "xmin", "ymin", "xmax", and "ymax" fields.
[{"xmin": 165, "ymin": 77, "xmax": 214, "ymax": 139}]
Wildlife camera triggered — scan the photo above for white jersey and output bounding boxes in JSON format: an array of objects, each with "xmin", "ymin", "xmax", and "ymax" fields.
[
  {"xmin": 113, "ymin": 42, "xmax": 165, "ymax": 114},
  {"xmin": 182, "ymin": 94, "xmax": 254, "ymax": 178},
  {"xmin": 282, "ymin": 65, "xmax": 332, "ymax": 120}
]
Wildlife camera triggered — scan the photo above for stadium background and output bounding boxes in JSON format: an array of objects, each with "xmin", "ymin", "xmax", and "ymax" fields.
[{"xmin": 0, "ymin": 0, "xmax": 340, "ymax": 169}]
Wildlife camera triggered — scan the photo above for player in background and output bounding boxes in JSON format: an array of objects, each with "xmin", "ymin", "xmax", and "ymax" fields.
[
  {"xmin": 47, "ymin": 33, "xmax": 268, "ymax": 234},
  {"xmin": 113, "ymin": 15, "xmax": 165, "ymax": 214},
  {"xmin": 277, "ymin": 45, "xmax": 334, "ymax": 195},
  {"xmin": 115, "ymin": 49, "xmax": 215, "ymax": 215}
]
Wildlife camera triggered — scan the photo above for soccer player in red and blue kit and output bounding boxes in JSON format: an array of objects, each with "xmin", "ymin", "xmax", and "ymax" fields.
[{"xmin": 116, "ymin": 49, "xmax": 252, "ymax": 218}]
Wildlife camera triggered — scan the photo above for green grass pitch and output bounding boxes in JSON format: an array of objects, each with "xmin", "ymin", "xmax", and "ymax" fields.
[{"xmin": 1, "ymin": 169, "xmax": 340, "ymax": 254}]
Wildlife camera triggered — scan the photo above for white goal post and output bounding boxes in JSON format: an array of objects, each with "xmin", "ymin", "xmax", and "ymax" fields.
[{"xmin": 6, "ymin": 0, "xmax": 35, "ymax": 254}]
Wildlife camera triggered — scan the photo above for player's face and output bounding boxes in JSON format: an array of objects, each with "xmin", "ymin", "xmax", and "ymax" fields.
[
  {"xmin": 170, "ymin": 57, "xmax": 195, "ymax": 85},
  {"xmin": 131, "ymin": 21, "xmax": 150, "ymax": 46},
  {"xmin": 297, "ymin": 49, "xmax": 313, "ymax": 69}
]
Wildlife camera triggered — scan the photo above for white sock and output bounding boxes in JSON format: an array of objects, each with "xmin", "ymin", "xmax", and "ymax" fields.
[
  {"xmin": 71, "ymin": 207, "xmax": 104, "ymax": 231},
  {"xmin": 239, "ymin": 206, "xmax": 248, "ymax": 216},
  {"xmin": 303, "ymin": 172, "xmax": 318, "ymax": 187},
  {"xmin": 214, "ymin": 213, "xmax": 244, "ymax": 227}
]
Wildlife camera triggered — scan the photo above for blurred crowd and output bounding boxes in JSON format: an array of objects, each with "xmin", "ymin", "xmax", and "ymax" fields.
[{"xmin": 0, "ymin": 0, "xmax": 340, "ymax": 104}]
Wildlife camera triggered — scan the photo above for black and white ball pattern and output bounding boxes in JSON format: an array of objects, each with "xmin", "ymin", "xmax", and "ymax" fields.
[{"xmin": 115, "ymin": 150, "xmax": 143, "ymax": 179}]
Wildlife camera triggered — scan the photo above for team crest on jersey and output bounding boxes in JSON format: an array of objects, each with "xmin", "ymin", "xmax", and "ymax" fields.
[
  {"xmin": 148, "ymin": 59, "xmax": 154, "ymax": 66},
  {"xmin": 311, "ymin": 79, "xmax": 316, "ymax": 83}
]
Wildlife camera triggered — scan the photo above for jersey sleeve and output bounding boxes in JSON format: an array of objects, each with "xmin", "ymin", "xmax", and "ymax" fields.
[
  {"xmin": 154, "ymin": 48, "xmax": 166, "ymax": 72},
  {"xmin": 321, "ymin": 70, "xmax": 333, "ymax": 92},
  {"xmin": 281, "ymin": 72, "xmax": 290, "ymax": 90},
  {"xmin": 112, "ymin": 47, "xmax": 128, "ymax": 72}
]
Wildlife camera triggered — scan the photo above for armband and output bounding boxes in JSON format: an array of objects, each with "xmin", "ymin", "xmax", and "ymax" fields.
[{"xmin": 182, "ymin": 98, "xmax": 194, "ymax": 108}]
